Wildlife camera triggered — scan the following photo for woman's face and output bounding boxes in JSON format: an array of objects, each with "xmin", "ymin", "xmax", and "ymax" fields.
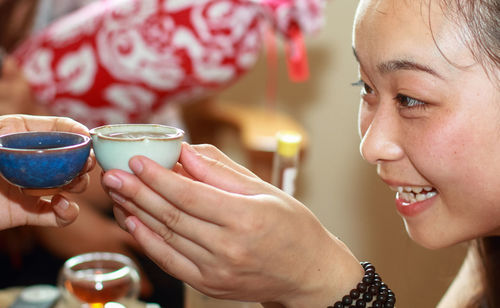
[{"xmin": 354, "ymin": 0, "xmax": 500, "ymax": 249}]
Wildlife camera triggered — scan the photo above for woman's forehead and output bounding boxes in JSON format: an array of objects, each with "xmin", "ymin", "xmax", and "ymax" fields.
[
  {"xmin": 354, "ymin": 0, "xmax": 436, "ymax": 28},
  {"xmin": 353, "ymin": 0, "xmax": 473, "ymax": 71}
]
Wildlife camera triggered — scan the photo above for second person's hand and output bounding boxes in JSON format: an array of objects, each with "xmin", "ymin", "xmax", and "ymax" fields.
[{"xmin": 0, "ymin": 114, "xmax": 96, "ymax": 230}]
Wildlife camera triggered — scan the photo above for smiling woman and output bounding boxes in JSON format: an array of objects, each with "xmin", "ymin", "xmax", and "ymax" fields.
[
  {"xmin": 354, "ymin": 0, "xmax": 500, "ymax": 306},
  {"xmin": 96, "ymin": 0, "xmax": 500, "ymax": 308}
]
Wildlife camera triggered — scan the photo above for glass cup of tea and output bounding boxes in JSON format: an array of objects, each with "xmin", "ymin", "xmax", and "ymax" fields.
[{"xmin": 58, "ymin": 252, "xmax": 141, "ymax": 308}]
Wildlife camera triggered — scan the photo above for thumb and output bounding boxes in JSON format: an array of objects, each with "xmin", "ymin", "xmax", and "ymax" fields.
[{"xmin": 175, "ymin": 143, "xmax": 269, "ymax": 194}]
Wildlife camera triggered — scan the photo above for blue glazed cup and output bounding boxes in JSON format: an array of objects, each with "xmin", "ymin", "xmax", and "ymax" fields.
[{"xmin": 0, "ymin": 132, "xmax": 91, "ymax": 191}]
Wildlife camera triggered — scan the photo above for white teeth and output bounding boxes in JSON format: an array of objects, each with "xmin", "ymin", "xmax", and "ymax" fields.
[
  {"xmin": 426, "ymin": 191, "xmax": 437, "ymax": 198},
  {"xmin": 396, "ymin": 186, "xmax": 435, "ymax": 194},
  {"xmin": 416, "ymin": 193, "xmax": 426, "ymax": 201},
  {"xmin": 413, "ymin": 187, "xmax": 423, "ymax": 193},
  {"xmin": 395, "ymin": 186, "xmax": 437, "ymax": 205}
]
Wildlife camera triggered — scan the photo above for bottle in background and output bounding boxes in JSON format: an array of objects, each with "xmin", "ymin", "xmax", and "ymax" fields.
[{"xmin": 271, "ymin": 130, "xmax": 302, "ymax": 196}]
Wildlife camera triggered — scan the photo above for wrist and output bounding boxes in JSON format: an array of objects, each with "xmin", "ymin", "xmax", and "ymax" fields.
[
  {"xmin": 274, "ymin": 234, "xmax": 364, "ymax": 308},
  {"xmin": 329, "ymin": 262, "xmax": 396, "ymax": 308}
]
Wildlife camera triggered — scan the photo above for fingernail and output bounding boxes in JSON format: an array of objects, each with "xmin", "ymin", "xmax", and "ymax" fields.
[
  {"xmin": 109, "ymin": 191, "xmax": 126, "ymax": 204},
  {"xmin": 53, "ymin": 195, "xmax": 69, "ymax": 210},
  {"xmin": 125, "ymin": 217, "xmax": 136, "ymax": 232},
  {"xmin": 103, "ymin": 174, "xmax": 122, "ymax": 189},
  {"xmin": 129, "ymin": 157, "xmax": 143, "ymax": 174}
]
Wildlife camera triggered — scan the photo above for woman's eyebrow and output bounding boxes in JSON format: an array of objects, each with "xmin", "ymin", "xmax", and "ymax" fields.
[
  {"xmin": 352, "ymin": 46, "xmax": 444, "ymax": 79},
  {"xmin": 377, "ymin": 59, "xmax": 444, "ymax": 79}
]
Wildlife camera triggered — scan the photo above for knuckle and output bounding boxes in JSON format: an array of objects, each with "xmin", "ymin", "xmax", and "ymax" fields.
[
  {"xmin": 157, "ymin": 224, "xmax": 175, "ymax": 243},
  {"xmin": 223, "ymin": 243, "xmax": 250, "ymax": 268},
  {"xmin": 159, "ymin": 207, "xmax": 181, "ymax": 228},
  {"xmin": 203, "ymin": 266, "xmax": 236, "ymax": 289},
  {"xmin": 199, "ymin": 158, "xmax": 227, "ymax": 180},
  {"xmin": 156, "ymin": 253, "xmax": 175, "ymax": 272},
  {"xmin": 194, "ymin": 143, "xmax": 218, "ymax": 154}
]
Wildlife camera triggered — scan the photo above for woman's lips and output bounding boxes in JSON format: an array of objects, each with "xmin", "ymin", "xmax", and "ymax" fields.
[{"xmin": 394, "ymin": 188, "xmax": 438, "ymax": 217}]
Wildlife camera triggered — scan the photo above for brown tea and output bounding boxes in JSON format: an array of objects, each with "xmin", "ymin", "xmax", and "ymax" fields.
[{"xmin": 105, "ymin": 132, "xmax": 176, "ymax": 138}]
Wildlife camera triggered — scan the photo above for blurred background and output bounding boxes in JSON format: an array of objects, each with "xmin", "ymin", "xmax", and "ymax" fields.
[{"xmin": 216, "ymin": 1, "xmax": 468, "ymax": 307}]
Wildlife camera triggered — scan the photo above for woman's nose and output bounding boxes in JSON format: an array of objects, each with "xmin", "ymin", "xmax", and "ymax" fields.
[{"xmin": 359, "ymin": 110, "xmax": 403, "ymax": 165}]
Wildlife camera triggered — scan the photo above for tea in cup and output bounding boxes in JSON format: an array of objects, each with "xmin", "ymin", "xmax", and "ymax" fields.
[{"xmin": 90, "ymin": 124, "xmax": 184, "ymax": 173}]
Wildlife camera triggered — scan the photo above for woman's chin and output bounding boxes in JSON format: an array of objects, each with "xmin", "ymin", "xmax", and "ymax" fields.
[{"xmin": 405, "ymin": 223, "xmax": 461, "ymax": 250}]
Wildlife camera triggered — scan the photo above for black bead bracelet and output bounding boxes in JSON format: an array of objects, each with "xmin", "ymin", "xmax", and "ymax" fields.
[{"xmin": 328, "ymin": 262, "xmax": 395, "ymax": 308}]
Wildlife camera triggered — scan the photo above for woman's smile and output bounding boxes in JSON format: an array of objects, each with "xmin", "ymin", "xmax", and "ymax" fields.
[
  {"xmin": 390, "ymin": 185, "xmax": 439, "ymax": 217},
  {"xmin": 392, "ymin": 185, "xmax": 437, "ymax": 204}
]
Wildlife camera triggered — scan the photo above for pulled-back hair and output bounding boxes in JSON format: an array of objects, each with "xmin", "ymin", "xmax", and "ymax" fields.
[
  {"xmin": 440, "ymin": 0, "xmax": 500, "ymax": 79},
  {"xmin": 475, "ymin": 237, "xmax": 500, "ymax": 308},
  {"xmin": 438, "ymin": 1, "xmax": 500, "ymax": 307}
]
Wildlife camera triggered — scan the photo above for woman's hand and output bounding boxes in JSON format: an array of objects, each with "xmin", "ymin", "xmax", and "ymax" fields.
[
  {"xmin": 102, "ymin": 143, "xmax": 363, "ymax": 307},
  {"xmin": 0, "ymin": 114, "xmax": 95, "ymax": 230}
]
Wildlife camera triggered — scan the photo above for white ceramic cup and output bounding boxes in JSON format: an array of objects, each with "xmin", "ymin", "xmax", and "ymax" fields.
[{"xmin": 90, "ymin": 124, "xmax": 184, "ymax": 173}]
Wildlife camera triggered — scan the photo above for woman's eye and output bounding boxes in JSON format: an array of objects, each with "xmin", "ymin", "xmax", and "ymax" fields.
[
  {"xmin": 352, "ymin": 80, "xmax": 374, "ymax": 95},
  {"xmin": 395, "ymin": 94, "xmax": 427, "ymax": 109}
]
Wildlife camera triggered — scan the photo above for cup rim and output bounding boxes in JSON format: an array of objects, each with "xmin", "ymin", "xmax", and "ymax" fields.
[
  {"xmin": 0, "ymin": 131, "xmax": 91, "ymax": 153},
  {"xmin": 61, "ymin": 251, "xmax": 138, "ymax": 282},
  {"xmin": 89, "ymin": 124, "xmax": 184, "ymax": 141}
]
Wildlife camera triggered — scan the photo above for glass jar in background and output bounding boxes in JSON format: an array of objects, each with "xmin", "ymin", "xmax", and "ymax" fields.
[{"xmin": 58, "ymin": 252, "xmax": 140, "ymax": 308}]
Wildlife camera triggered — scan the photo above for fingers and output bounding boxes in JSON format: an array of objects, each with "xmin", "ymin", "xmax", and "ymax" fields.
[
  {"xmin": 104, "ymin": 170, "xmax": 221, "ymax": 251},
  {"xmin": 134, "ymin": 143, "xmax": 268, "ymax": 198},
  {"xmin": 124, "ymin": 216, "xmax": 202, "ymax": 284},
  {"xmin": 106, "ymin": 157, "xmax": 247, "ymax": 225},
  {"xmin": 50, "ymin": 116, "xmax": 90, "ymax": 136},
  {"xmin": 113, "ymin": 205, "xmax": 131, "ymax": 231},
  {"xmin": 19, "ymin": 195, "xmax": 80, "ymax": 228},
  {"xmin": 0, "ymin": 114, "xmax": 90, "ymax": 136},
  {"xmin": 50, "ymin": 194, "xmax": 80, "ymax": 227},
  {"xmin": 171, "ymin": 162, "xmax": 195, "ymax": 179},
  {"xmin": 83, "ymin": 152, "xmax": 96, "ymax": 173},
  {"xmin": 178, "ymin": 143, "xmax": 267, "ymax": 193},
  {"xmin": 187, "ymin": 143, "xmax": 259, "ymax": 179},
  {"xmin": 103, "ymin": 142, "xmax": 273, "ymax": 225}
]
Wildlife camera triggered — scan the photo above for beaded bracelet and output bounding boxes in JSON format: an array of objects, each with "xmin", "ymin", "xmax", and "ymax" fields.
[{"xmin": 328, "ymin": 262, "xmax": 395, "ymax": 308}]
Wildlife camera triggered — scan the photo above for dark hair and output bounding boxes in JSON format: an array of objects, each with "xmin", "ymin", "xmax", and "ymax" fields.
[
  {"xmin": 0, "ymin": 0, "xmax": 39, "ymax": 52},
  {"xmin": 473, "ymin": 237, "xmax": 500, "ymax": 308},
  {"xmin": 438, "ymin": 1, "xmax": 500, "ymax": 307},
  {"xmin": 440, "ymin": 0, "xmax": 500, "ymax": 79}
]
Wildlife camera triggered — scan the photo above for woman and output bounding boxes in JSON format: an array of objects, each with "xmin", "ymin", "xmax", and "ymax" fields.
[
  {"xmin": 101, "ymin": 0, "xmax": 500, "ymax": 307},
  {"xmin": 0, "ymin": 114, "xmax": 94, "ymax": 230}
]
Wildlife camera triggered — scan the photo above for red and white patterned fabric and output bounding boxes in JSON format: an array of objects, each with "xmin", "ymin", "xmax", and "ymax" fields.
[{"xmin": 14, "ymin": 0, "xmax": 326, "ymax": 127}]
